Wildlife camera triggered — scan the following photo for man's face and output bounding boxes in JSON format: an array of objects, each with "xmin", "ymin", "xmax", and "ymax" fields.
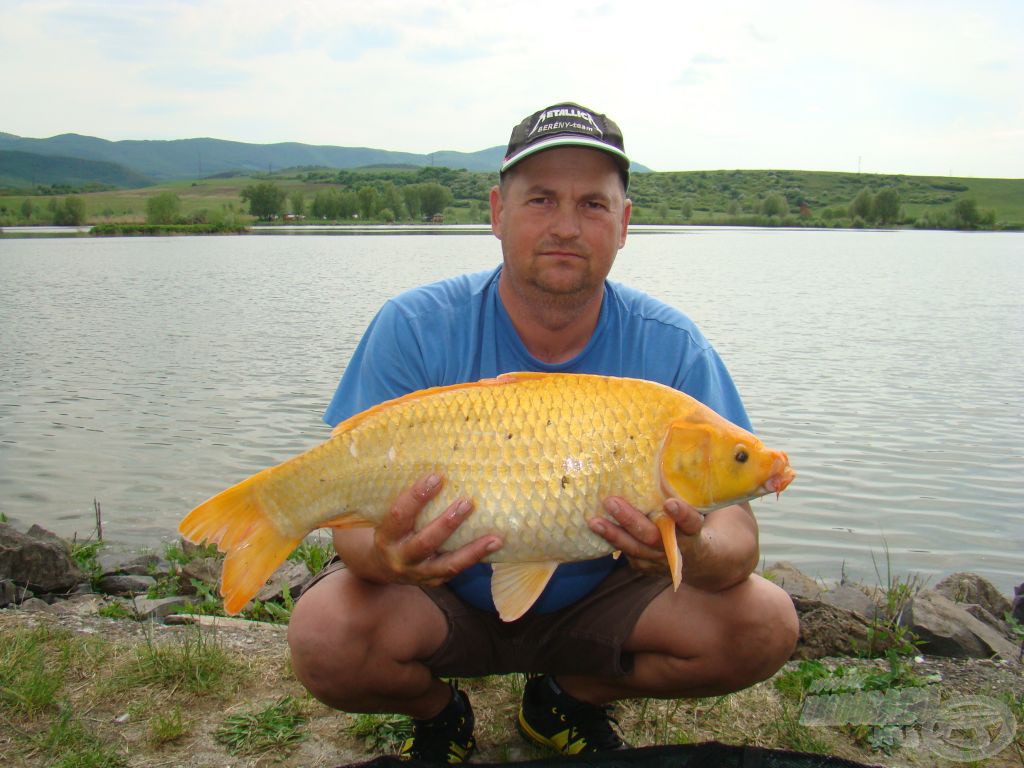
[{"xmin": 490, "ymin": 147, "xmax": 631, "ymax": 308}]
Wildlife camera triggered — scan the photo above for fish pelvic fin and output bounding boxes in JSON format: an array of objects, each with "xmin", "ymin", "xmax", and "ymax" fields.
[
  {"xmin": 490, "ymin": 562, "xmax": 559, "ymax": 622},
  {"xmin": 179, "ymin": 472, "xmax": 303, "ymax": 615},
  {"xmin": 651, "ymin": 510, "xmax": 683, "ymax": 591}
]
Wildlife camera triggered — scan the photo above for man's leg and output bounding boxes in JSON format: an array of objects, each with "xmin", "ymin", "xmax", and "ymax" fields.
[
  {"xmin": 556, "ymin": 573, "xmax": 799, "ymax": 703},
  {"xmin": 287, "ymin": 566, "xmax": 452, "ymax": 719}
]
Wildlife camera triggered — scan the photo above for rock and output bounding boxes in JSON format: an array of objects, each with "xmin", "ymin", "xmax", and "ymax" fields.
[
  {"xmin": 20, "ymin": 597, "xmax": 54, "ymax": 613},
  {"xmin": 26, "ymin": 524, "xmax": 71, "ymax": 552},
  {"xmin": 935, "ymin": 572, "xmax": 1012, "ymax": 619},
  {"xmin": 0, "ymin": 579, "xmax": 17, "ymax": 608},
  {"xmin": 762, "ymin": 561, "xmax": 823, "ymax": 600},
  {"xmin": 0, "ymin": 523, "xmax": 85, "ymax": 593},
  {"xmin": 820, "ymin": 584, "xmax": 884, "ymax": 621},
  {"xmin": 255, "ymin": 561, "xmax": 310, "ymax": 602},
  {"xmin": 131, "ymin": 595, "xmax": 191, "ymax": 619},
  {"xmin": 963, "ymin": 603, "xmax": 1013, "ymax": 638},
  {"xmin": 901, "ymin": 589, "xmax": 1019, "ymax": 660},
  {"xmin": 51, "ymin": 594, "xmax": 104, "ymax": 617},
  {"xmin": 97, "ymin": 573, "xmax": 157, "ymax": 597},
  {"xmin": 790, "ymin": 596, "xmax": 880, "ymax": 659},
  {"xmin": 97, "ymin": 552, "xmax": 162, "ymax": 577},
  {"xmin": 178, "ymin": 557, "xmax": 222, "ymax": 595}
]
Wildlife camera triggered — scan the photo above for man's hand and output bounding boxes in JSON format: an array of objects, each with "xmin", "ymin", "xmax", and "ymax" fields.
[
  {"xmin": 588, "ymin": 496, "xmax": 759, "ymax": 591},
  {"xmin": 333, "ymin": 473, "xmax": 502, "ymax": 587},
  {"xmin": 588, "ymin": 497, "xmax": 703, "ymax": 575}
]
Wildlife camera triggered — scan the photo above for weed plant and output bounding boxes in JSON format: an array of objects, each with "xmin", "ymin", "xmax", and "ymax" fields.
[
  {"xmin": 348, "ymin": 712, "xmax": 414, "ymax": 753},
  {"xmin": 289, "ymin": 534, "xmax": 334, "ymax": 575},
  {"xmin": 215, "ymin": 695, "xmax": 308, "ymax": 756},
  {"xmin": 122, "ymin": 625, "xmax": 238, "ymax": 696},
  {"xmin": 148, "ymin": 706, "xmax": 193, "ymax": 745}
]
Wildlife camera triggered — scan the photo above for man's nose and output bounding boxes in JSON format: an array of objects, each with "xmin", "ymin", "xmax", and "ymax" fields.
[{"xmin": 549, "ymin": 204, "xmax": 582, "ymax": 239}]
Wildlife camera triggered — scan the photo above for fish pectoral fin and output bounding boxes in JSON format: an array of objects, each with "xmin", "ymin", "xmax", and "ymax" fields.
[
  {"xmin": 320, "ymin": 512, "xmax": 372, "ymax": 530},
  {"xmin": 490, "ymin": 562, "xmax": 559, "ymax": 623},
  {"xmin": 651, "ymin": 510, "xmax": 683, "ymax": 591}
]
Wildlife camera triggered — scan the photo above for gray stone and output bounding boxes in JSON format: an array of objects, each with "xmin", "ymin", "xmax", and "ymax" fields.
[
  {"xmin": 97, "ymin": 573, "xmax": 157, "ymax": 597},
  {"xmin": 963, "ymin": 603, "xmax": 1013, "ymax": 639},
  {"xmin": 820, "ymin": 584, "xmax": 884, "ymax": 621},
  {"xmin": 179, "ymin": 557, "xmax": 222, "ymax": 595},
  {"xmin": 255, "ymin": 561, "xmax": 310, "ymax": 602},
  {"xmin": 762, "ymin": 561, "xmax": 823, "ymax": 600},
  {"xmin": 901, "ymin": 589, "xmax": 1019, "ymax": 660},
  {"xmin": 51, "ymin": 594, "xmax": 104, "ymax": 617},
  {"xmin": 935, "ymin": 572, "xmax": 1012, "ymax": 619},
  {"xmin": 97, "ymin": 552, "xmax": 162, "ymax": 577},
  {"xmin": 0, "ymin": 522, "xmax": 85, "ymax": 593},
  {"xmin": 20, "ymin": 597, "xmax": 54, "ymax": 613},
  {"xmin": 26, "ymin": 524, "xmax": 71, "ymax": 552},
  {"xmin": 131, "ymin": 595, "xmax": 190, "ymax": 619},
  {"xmin": 0, "ymin": 579, "xmax": 17, "ymax": 608}
]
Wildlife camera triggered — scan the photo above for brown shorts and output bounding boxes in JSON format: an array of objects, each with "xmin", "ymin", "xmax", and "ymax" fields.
[{"xmin": 299, "ymin": 558, "xmax": 670, "ymax": 679}]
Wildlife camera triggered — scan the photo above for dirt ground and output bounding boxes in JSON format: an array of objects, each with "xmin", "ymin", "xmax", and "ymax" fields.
[{"xmin": 2, "ymin": 598, "xmax": 1021, "ymax": 768}]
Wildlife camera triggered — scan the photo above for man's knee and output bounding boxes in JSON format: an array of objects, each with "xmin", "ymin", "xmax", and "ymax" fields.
[
  {"xmin": 719, "ymin": 576, "xmax": 799, "ymax": 689},
  {"xmin": 288, "ymin": 580, "xmax": 374, "ymax": 708}
]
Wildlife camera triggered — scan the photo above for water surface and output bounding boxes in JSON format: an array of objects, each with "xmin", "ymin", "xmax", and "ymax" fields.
[{"xmin": 1, "ymin": 228, "xmax": 1020, "ymax": 591}]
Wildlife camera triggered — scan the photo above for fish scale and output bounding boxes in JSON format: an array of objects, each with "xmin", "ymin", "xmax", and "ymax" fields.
[{"xmin": 179, "ymin": 371, "xmax": 795, "ymax": 619}]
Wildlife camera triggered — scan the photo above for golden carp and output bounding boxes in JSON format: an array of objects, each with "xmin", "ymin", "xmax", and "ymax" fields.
[{"xmin": 179, "ymin": 372, "xmax": 794, "ymax": 621}]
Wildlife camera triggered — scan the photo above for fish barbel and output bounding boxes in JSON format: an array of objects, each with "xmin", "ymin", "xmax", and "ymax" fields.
[{"xmin": 179, "ymin": 372, "xmax": 795, "ymax": 620}]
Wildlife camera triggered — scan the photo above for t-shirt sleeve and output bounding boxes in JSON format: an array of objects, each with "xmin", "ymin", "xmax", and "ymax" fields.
[
  {"xmin": 322, "ymin": 300, "xmax": 431, "ymax": 428},
  {"xmin": 678, "ymin": 347, "xmax": 754, "ymax": 432}
]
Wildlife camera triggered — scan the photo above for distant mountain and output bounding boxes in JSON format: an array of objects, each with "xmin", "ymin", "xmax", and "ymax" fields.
[
  {"xmin": 0, "ymin": 133, "xmax": 510, "ymax": 182},
  {"xmin": 0, "ymin": 149, "xmax": 153, "ymax": 189},
  {"xmin": 0, "ymin": 132, "xmax": 650, "ymax": 186}
]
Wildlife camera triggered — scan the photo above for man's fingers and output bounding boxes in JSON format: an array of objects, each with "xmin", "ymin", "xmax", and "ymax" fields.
[
  {"xmin": 665, "ymin": 498, "xmax": 703, "ymax": 537},
  {"xmin": 403, "ymin": 497, "xmax": 474, "ymax": 561},
  {"xmin": 419, "ymin": 535, "xmax": 502, "ymax": 586},
  {"xmin": 588, "ymin": 516, "xmax": 665, "ymax": 561},
  {"xmin": 379, "ymin": 473, "xmax": 443, "ymax": 540},
  {"xmin": 602, "ymin": 498, "xmax": 662, "ymax": 548}
]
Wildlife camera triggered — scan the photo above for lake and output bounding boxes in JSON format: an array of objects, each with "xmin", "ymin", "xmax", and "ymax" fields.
[{"xmin": 1, "ymin": 227, "xmax": 1021, "ymax": 592}]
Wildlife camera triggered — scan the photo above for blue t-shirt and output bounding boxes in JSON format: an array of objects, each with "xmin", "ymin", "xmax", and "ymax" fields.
[{"xmin": 324, "ymin": 266, "xmax": 751, "ymax": 614}]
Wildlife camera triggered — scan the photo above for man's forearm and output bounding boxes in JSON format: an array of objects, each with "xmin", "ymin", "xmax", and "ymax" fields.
[{"xmin": 680, "ymin": 502, "xmax": 759, "ymax": 591}]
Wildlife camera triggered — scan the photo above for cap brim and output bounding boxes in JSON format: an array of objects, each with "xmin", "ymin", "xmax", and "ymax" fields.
[{"xmin": 501, "ymin": 135, "xmax": 629, "ymax": 173}]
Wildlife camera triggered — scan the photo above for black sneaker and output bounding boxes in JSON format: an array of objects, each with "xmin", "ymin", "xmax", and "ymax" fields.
[
  {"xmin": 398, "ymin": 682, "xmax": 477, "ymax": 763},
  {"xmin": 517, "ymin": 675, "xmax": 628, "ymax": 755}
]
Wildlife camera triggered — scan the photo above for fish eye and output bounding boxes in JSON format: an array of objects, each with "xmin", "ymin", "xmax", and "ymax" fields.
[{"xmin": 734, "ymin": 448, "xmax": 749, "ymax": 463}]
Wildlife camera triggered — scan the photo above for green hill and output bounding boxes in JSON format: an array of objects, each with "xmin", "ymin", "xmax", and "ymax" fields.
[{"xmin": 0, "ymin": 150, "xmax": 152, "ymax": 189}]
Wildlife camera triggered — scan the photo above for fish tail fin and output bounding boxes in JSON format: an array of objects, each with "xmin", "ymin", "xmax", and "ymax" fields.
[
  {"xmin": 652, "ymin": 510, "xmax": 683, "ymax": 590},
  {"xmin": 179, "ymin": 471, "xmax": 303, "ymax": 615}
]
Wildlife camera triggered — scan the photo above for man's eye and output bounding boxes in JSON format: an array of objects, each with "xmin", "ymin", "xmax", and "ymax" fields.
[{"xmin": 584, "ymin": 201, "xmax": 608, "ymax": 211}]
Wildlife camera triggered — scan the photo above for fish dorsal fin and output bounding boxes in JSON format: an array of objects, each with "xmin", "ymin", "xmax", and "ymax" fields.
[
  {"xmin": 330, "ymin": 372, "xmax": 551, "ymax": 438},
  {"xmin": 490, "ymin": 562, "xmax": 559, "ymax": 622},
  {"xmin": 651, "ymin": 510, "xmax": 683, "ymax": 591}
]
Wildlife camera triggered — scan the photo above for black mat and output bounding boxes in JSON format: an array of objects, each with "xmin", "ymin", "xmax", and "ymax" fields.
[{"xmin": 339, "ymin": 742, "xmax": 882, "ymax": 768}]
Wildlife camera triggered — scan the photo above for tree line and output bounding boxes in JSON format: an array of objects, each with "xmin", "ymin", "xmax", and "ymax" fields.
[{"xmin": 240, "ymin": 180, "xmax": 455, "ymax": 222}]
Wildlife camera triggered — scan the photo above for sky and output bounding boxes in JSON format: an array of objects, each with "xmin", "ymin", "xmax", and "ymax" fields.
[{"xmin": 2, "ymin": 0, "xmax": 1023, "ymax": 178}]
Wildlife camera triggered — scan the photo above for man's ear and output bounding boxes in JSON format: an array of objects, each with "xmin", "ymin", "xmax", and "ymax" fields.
[
  {"xmin": 619, "ymin": 198, "xmax": 632, "ymax": 248},
  {"xmin": 489, "ymin": 185, "xmax": 503, "ymax": 239}
]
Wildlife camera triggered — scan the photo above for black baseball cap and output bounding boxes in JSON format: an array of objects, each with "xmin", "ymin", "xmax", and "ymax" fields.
[{"xmin": 501, "ymin": 102, "xmax": 630, "ymax": 187}]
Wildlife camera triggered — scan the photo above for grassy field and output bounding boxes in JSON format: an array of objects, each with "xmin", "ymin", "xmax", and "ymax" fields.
[{"xmin": 2, "ymin": 167, "xmax": 1023, "ymax": 229}]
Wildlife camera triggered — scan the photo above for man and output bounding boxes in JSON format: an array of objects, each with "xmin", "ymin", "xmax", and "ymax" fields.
[{"xmin": 288, "ymin": 103, "xmax": 799, "ymax": 763}]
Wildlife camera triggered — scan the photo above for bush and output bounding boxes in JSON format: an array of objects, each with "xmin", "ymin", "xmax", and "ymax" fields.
[{"xmin": 146, "ymin": 192, "xmax": 182, "ymax": 225}]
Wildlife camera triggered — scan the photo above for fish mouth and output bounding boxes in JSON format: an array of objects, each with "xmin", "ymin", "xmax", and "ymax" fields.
[
  {"xmin": 765, "ymin": 454, "xmax": 794, "ymax": 495},
  {"xmin": 762, "ymin": 452, "xmax": 796, "ymax": 496}
]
